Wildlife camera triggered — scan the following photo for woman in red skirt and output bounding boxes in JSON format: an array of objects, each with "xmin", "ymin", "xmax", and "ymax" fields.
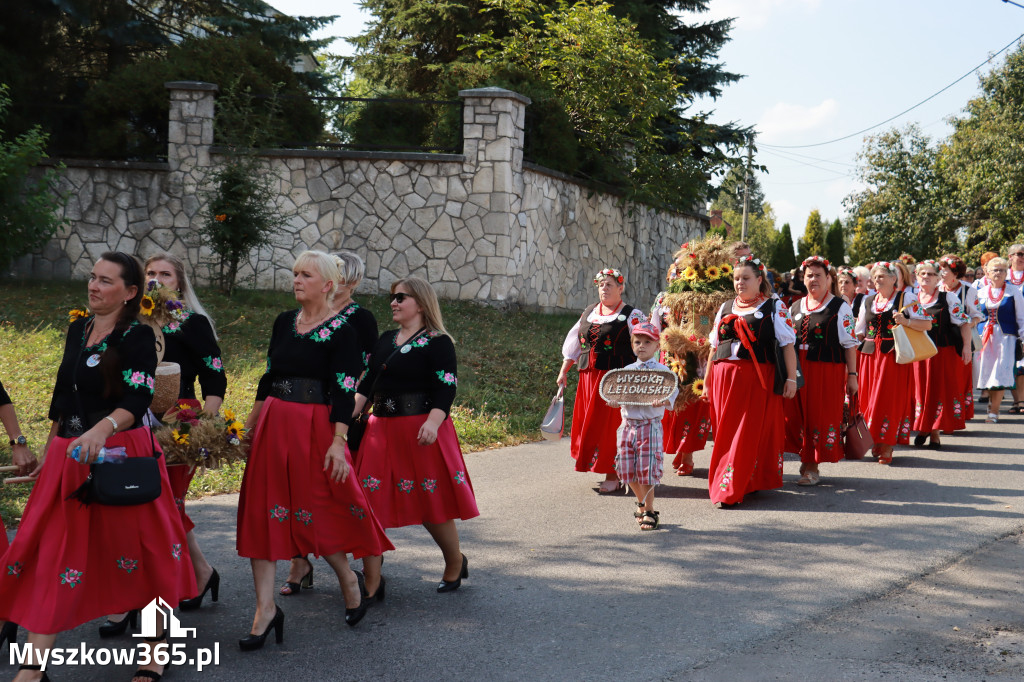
[
  {"xmin": 355, "ymin": 277, "xmax": 479, "ymax": 599},
  {"xmin": 706, "ymin": 256, "xmax": 798, "ymax": 507},
  {"xmin": 144, "ymin": 253, "xmax": 226, "ymax": 611},
  {"xmin": 912, "ymin": 260, "xmax": 973, "ymax": 446},
  {"xmin": 0, "ymin": 253, "xmax": 195, "ymax": 682},
  {"xmin": 557, "ymin": 269, "xmax": 645, "ymax": 492},
  {"xmin": 855, "ymin": 262, "xmax": 932, "ymax": 464},
  {"xmin": 650, "ymin": 292, "xmax": 711, "ymax": 476},
  {"xmin": 783, "ymin": 257, "xmax": 860, "ymax": 485},
  {"xmin": 237, "ymin": 251, "xmax": 393, "ymax": 650},
  {"xmin": 0, "ymin": 378, "xmax": 38, "ymax": 648},
  {"xmin": 939, "ymin": 255, "xmax": 982, "ymax": 421}
]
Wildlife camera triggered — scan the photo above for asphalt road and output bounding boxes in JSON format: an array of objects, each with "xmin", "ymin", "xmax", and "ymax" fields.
[{"xmin": 7, "ymin": 408, "xmax": 1024, "ymax": 681}]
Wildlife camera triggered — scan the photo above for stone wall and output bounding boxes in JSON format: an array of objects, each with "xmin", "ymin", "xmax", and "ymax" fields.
[{"xmin": 15, "ymin": 83, "xmax": 707, "ymax": 313}]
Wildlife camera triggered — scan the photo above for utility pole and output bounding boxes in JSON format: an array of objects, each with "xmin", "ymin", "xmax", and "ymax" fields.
[{"xmin": 740, "ymin": 137, "xmax": 753, "ymax": 241}]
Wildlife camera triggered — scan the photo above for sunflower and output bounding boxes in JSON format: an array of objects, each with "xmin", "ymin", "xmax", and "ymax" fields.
[
  {"xmin": 682, "ymin": 266, "xmax": 698, "ymax": 281},
  {"xmin": 172, "ymin": 429, "xmax": 190, "ymax": 445},
  {"xmin": 139, "ymin": 295, "xmax": 155, "ymax": 316},
  {"xmin": 227, "ymin": 421, "xmax": 245, "ymax": 438},
  {"xmin": 705, "ymin": 265, "xmax": 721, "ymax": 280},
  {"xmin": 223, "ymin": 408, "xmax": 237, "ymax": 422},
  {"xmin": 720, "ymin": 263, "xmax": 733, "ymax": 276},
  {"xmin": 691, "ymin": 378, "xmax": 705, "ymax": 396},
  {"xmin": 68, "ymin": 309, "xmax": 89, "ymax": 323}
]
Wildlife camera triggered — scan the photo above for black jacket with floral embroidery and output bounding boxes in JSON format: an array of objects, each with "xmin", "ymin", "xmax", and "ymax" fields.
[
  {"xmin": 255, "ymin": 310, "xmax": 363, "ymax": 425},
  {"xmin": 357, "ymin": 329, "xmax": 458, "ymax": 416},
  {"xmin": 162, "ymin": 310, "xmax": 226, "ymax": 401}
]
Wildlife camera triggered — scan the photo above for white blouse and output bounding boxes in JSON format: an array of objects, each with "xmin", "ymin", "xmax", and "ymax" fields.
[
  {"xmin": 942, "ymin": 281, "xmax": 983, "ymax": 324},
  {"xmin": 709, "ymin": 298, "xmax": 797, "ymax": 360},
  {"xmin": 561, "ymin": 304, "xmax": 646, "ymax": 362},
  {"xmin": 916, "ymin": 289, "xmax": 971, "ymax": 326}
]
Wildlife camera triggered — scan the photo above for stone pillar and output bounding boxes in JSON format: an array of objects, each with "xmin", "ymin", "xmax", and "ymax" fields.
[{"xmin": 458, "ymin": 87, "xmax": 531, "ymax": 303}]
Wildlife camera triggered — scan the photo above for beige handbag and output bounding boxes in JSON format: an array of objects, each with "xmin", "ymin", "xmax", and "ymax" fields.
[{"xmin": 893, "ymin": 309, "xmax": 938, "ymax": 364}]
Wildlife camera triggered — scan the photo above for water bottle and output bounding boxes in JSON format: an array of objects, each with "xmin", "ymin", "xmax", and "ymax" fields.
[{"xmin": 69, "ymin": 446, "xmax": 128, "ymax": 463}]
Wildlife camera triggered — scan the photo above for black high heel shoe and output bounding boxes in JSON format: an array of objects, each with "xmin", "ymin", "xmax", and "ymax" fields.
[
  {"xmin": 345, "ymin": 572, "xmax": 370, "ymax": 627},
  {"xmin": 367, "ymin": 575, "xmax": 386, "ymax": 604},
  {"xmin": 280, "ymin": 556, "xmax": 313, "ymax": 596},
  {"xmin": 238, "ymin": 606, "xmax": 284, "ymax": 651},
  {"xmin": 98, "ymin": 609, "xmax": 139, "ymax": 638},
  {"xmin": 17, "ymin": 664, "xmax": 50, "ymax": 681},
  {"xmin": 179, "ymin": 568, "xmax": 220, "ymax": 611},
  {"xmin": 132, "ymin": 635, "xmax": 168, "ymax": 680},
  {"xmin": 0, "ymin": 621, "xmax": 17, "ymax": 649},
  {"xmin": 437, "ymin": 554, "xmax": 469, "ymax": 593}
]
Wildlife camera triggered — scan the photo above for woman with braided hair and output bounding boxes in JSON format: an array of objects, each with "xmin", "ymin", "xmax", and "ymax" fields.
[{"xmin": 706, "ymin": 256, "xmax": 797, "ymax": 507}]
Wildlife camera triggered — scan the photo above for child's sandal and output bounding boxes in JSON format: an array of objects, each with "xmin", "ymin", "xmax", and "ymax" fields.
[{"xmin": 639, "ymin": 510, "xmax": 660, "ymax": 531}]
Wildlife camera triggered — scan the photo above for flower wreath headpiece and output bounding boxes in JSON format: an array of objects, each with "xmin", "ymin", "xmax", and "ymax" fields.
[
  {"xmin": 874, "ymin": 261, "xmax": 898, "ymax": 276},
  {"xmin": 915, "ymin": 259, "xmax": 939, "ymax": 273},
  {"xmin": 737, "ymin": 255, "xmax": 765, "ymax": 272},
  {"xmin": 801, "ymin": 255, "xmax": 831, "ymax": 270},
  {"xmin": 836, "ymin": 266, "xmax": 855, "ymax": 280},
  {"xmin": 938, "ymin": 255, "xmax": 963, "ymax": 271},
  {"xmin": 594, "ymin": 268, "xmax": 624, "ymax": 285}
]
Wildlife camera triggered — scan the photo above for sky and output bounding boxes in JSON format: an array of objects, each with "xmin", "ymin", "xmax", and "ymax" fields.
[{"xmin": 272, "ymin": 0, "xmax": 1024, "ymax": 239}]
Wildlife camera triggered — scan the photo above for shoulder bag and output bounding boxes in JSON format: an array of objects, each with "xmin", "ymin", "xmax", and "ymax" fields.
[
  {"xmin": 843, "ymin": 394, "xmax": 873, "ymax": 460},
  {"xmin": 893, "ymin": 305, "xmax": 937, "ymax": 364}
]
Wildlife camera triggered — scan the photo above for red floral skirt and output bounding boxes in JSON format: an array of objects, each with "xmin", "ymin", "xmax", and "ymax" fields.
[
  {"xmin": 664, "ymin": 398, "xmax": 712, "ymax": 468},
  {"xmin": 913, "ymin": 345, "xmax": 968, "ymax": 433},
  {"xmin": 166, "ymin": 465, "xmax": 197, "ymax": 534},
  {"xmin": 707, "ymin": 359, "xmax": 784, "ymax": 505},
  {"xmin": 860, "ymin": 349, "xmax": 914, "ymax": 446},
  {"xmin": 0, "ymin": 428, "xmax": 195, "ymax": 634},
  {"xmin": 783, "ymin": 353, "xmax": 847, "ymax": 464},
  {"xmin": 236, "ymin": 398, "xmax": 394, "ymax": 561},
  {"xmin": 570, "ymin": 368, "xmax": 621, "ymax": 474},
  {"xmin": 354, "ymin": 414, "xmax": 479, "ymax": 529}
]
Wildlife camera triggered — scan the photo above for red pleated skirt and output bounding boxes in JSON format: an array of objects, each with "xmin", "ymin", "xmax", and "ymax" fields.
[
  {"xmin": 236, "ymin": 398, "xmax": 394, "ymax": 561},
  {"xmin": 913, "ymin": 345, "xmax": 968, "ymax": 433},
  {"xmin": 354, "ymin": 414, "xmax": 479, "ymax": 529},
  {"xmin": 0, "ymin": 519, "xmax": 7, "ymax": 554},
  {"xmin": 569, "ymin": 368, "xmax": 621, "ymax": 474},
  {"xmin": 166, "ymin": 465, "xmax": 197, "ymax": 533},
  {"xmin": 664, "ymin": 398, "xmax": 712, "ymax": 467},
  {"xmin": 0, "ymin": 428, "xmax": 196, "ymax": 634},
  {"xmin": 783, "ymin": 353, "xmax": 847, "ymax": 464},
  {"xmin": 860, "ymin": 350, "xmax": 914, "ymax": 446},
  {"xmin": 707, "ymin": 359, "xmax": 784, "ymax": 505}
]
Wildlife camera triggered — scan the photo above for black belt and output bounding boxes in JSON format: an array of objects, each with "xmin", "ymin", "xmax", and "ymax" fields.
[
  {"xmin": 372, "ymin": 392, "xmax": 433, "ymax": 417},
  {"xmin": 269, "ymin": 377, "xmax": 328, "ymax": 404},
  {"xmin": 58, "ymin": 411, "xmax": 142, "ymax": 438}
]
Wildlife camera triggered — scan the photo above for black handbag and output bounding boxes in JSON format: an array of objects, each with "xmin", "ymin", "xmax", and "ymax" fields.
[
  {"xmin": 349, "ymin": 328, "xmax": 427, "ymax": 451},
  {"xmin": 773, "ymin": 300, "xmax": 804, "ymax": 395}
]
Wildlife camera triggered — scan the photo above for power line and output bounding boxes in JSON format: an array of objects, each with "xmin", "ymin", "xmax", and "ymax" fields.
[{"xmin": 761, "ymin": 32, "xmax": 1024, "ymax": 149}]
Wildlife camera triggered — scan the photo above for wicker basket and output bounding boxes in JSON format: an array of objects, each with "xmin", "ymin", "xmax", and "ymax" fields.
[{"xmin": 152, "ymin": 362, "xmax": 181, "ymax": 414}]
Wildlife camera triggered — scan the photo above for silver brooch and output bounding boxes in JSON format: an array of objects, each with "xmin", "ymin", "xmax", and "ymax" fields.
[
  {"xmin": 275, "ymin": 379, "xmax": 292, "ymax": 395},
  {"xmin": 86, "ymin": 353, "xmax": 101, "ymax": 367},
  {"xmin": 384, "ymin": 398, "xmax": 397, "ymax": 413},
  {"xmin": 616, "ymin": 314, "xmax": 626, "ymax": 322},
  {"xmin": 68, "ymin": 416, "xmax": 83, "ymax": 432},
  {"xmin": 793, "ymin": 313, "xmax": 803, "ymax": 321},
  {"xmin": 400, "ymin": 345, "xmax": 411, "ymax": 353}
]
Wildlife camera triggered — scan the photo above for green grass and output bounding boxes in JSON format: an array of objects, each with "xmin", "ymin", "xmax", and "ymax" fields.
[{"xmin": 0, "ymin": 280, "xmax": 580, "ymax": 525}]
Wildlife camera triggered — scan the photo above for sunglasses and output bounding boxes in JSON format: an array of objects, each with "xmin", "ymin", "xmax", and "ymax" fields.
[{"xmin": 390, "ymin": 292, "xmax": 415, "ymax": 303}]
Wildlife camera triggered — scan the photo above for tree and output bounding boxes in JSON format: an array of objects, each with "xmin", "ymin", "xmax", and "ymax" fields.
[
  {"xmin": 824, "ymin": 218, "xmax": 845, "ymax": 265},
  {"xmin": 797, "ymin": 210, "xmax": 826, "ymax": 262},
  {"xmin": 710, "ymin": 164, "xmax": 764, "ymax": 217},
  {"xmin": 0, "ymin": 85, "xmax": 67, "ymax": 269},
  {"xmin": 716, "ymin": 201, "xmax": 776, "ymax": 262},
  {"xmin": 773, "ymin": 222, "xmax": 797, "ymax": 272},
  {"xmin": 942, "ymin": 42, "xmax": 1024, "ymax": 260},
  {"xmin": 843, "ymin": 123, "xmax": 958, "ymax": 261}
]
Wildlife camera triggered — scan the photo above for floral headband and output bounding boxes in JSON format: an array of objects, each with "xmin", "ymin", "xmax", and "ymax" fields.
[
  {"xmin": 898, "ymin": 254, "xmax": 916, "ymax": 265},
  {"xmin": 594, "ymin": 268, "xmax": 624, "ymax": 285},
  {"xmin": 801, "ymin": 256, "xmax": 831, "ymax": 270},
  {"xmin": 873, "ymin": 261, "xmax": 898, "ymax": 276},
  {"xmin": 837, "ymin": 266, "xmax": 855, "ymax": 280},
  {"xmin": 915, "ymin": 259, "xmax": 939, "ymax": 273},
  {"xmin": 938, "ymin": 255, "xmax": 963, "ymax": 271},
  {"xmin": 737, "ymin": 255, "xmax": 765, "ymax": 272}
]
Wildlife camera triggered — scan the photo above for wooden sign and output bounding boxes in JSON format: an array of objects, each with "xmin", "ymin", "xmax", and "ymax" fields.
[{"xmin": 599, "ymin": 368, "xmax": 678, "ymax": 406}]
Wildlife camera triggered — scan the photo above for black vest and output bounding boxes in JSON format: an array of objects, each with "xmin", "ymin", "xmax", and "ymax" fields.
[
  {"xmin": 713, "ymin": 298, "xmax": 778, "ymax": 363},
  {"xmin": 852, "ymin": 292, "xmax": 865, "ymax": 319},
  {"xmin": 921, "ymin": 291, "xmax": 963, "ymax": 354},
  {"xmin": 579, "ymin": 304, "xmax": 637, "ymax": 371},
  {"xmin": 862, "ymin": 291, "xmax": 905, "ymax": 354},
  {"xmin": 790, "ymin": 296, "xmax": 846, "ymax": 363}
]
